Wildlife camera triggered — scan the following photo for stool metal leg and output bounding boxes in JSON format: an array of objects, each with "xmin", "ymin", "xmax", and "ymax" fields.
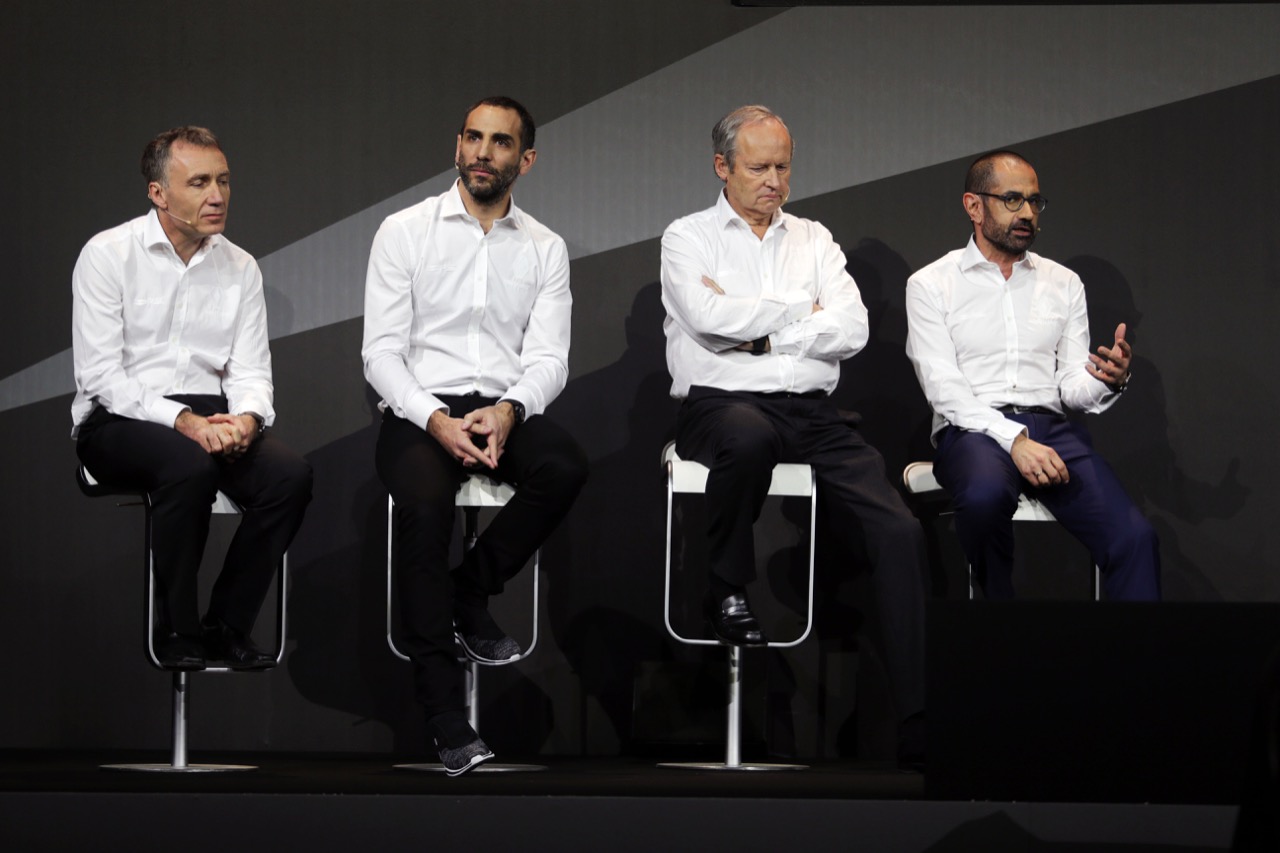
[
  {"xmin": 658, "ymin": 455, "xmax": 811, "ymax": 772},
  {"xmin": 658, "ymin": 645, "xmax": 806, "ymax": 772},
  {"xmin": 102, "ymin": 672, "xmax": 255, "ymax": 773}
]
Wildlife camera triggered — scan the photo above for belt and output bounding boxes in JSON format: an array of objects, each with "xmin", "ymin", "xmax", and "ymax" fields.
[
  {"xmin": 750, "ymin": 390, "xmax": 827, "ymax": 400},
  {"xmin": 996, "ymin": 404, "xmax": 1058, "ymax": 416}
]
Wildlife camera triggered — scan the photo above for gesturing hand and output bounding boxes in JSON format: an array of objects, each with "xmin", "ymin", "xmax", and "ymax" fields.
[{"xmin": 1087, "ymin": 322, "xmax": 1132, "ymax": 389}]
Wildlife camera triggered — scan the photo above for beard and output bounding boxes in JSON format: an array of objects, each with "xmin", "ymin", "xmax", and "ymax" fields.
[
  {"xmin": 981, "ymin": 215, "xmax": 1036, "ymax": 257},
  {"xmin": 456, "ymin": 157, "xmax": 521, "ymax": 204}
]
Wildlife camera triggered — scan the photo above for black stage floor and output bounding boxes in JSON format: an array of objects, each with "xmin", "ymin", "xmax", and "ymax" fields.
[
  {"xmin": 0, "ymin": 749, "xmax": 922, "ymax": 798},
  {"xmin": 0, "ymin": 751, "xmax": 1242, "ymax": 853}
]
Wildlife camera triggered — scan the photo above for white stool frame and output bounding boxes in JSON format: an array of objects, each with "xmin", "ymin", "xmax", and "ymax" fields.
[
  {"xmin": 902, "ymin": 461, "xmax": 1101, "ymax": 600},
  {"xmin": 386, "ymin": 475, "xmax": 544, "ymax": 773},
  {"xmin": 77, "ymin": 466, "xmax": 288, "ymax": 773},
  {"xmin": 661, "ymin": 442, "xmax": 817, "ymax": 772}
]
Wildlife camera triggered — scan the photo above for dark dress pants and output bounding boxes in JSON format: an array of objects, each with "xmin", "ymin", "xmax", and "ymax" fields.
[
  {"xmin": 76, "ymin": 395, "xmax": 314, "ymax": 637},
  {"xmin": 675, "ymin": 386, "xmax": 927, "ymax": 719},
  {"xmin": 377, "ymin": 399, "xmax": 588, "ymax": 717},
  {"xmin": 932, "ymin": 413, "xmax": 1160, "ymax": 601}
]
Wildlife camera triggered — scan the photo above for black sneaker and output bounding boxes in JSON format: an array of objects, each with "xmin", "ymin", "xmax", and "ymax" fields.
[
  {"xmin": 454, "ymin": 603, "xmax": 522, "ymax": 664},
  {"xmin": 437, "ymin": 737, "xmax": 494, "ymax": 777}
]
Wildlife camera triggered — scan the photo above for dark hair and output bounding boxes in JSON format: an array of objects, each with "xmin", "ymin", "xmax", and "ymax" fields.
[
  {"xmin": 460, "ymin": 96, "xmax": 536, "ymax": 153},
  {"xmin": 712, "ymin": 105, "xmax": 792, "ymax": 171},
  {"xmin": 141, "ymin": 126, "xmax": 222, "ymax": 186},
  {"xmin": 965, "ymin": 150, "xmax": 1033, "ymax": 194}
]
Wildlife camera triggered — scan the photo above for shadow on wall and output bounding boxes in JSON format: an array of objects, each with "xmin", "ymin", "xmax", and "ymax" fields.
[
  {"xmin": 545, "ymin": 281, "xmax": 681, "ymax": 754},
  {"xmin": 1071, "ymin": 255, "xmax": 1248, "ymax": 601}
]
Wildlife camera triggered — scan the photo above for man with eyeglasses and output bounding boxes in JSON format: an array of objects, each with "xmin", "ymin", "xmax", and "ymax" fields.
[{"xmin": 905, "ymin": 150, "xmax": 1159, "ymax": 600}]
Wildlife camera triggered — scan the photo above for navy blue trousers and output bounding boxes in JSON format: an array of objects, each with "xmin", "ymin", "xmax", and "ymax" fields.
[{"xmin": 933, "ymin": 413, "xmax": 1160, "ymax": 601}]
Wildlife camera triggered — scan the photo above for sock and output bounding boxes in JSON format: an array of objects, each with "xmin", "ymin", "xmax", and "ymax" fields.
[
  {"xmin": 709, "ymin": 573, "xmax": 743, "ymax": 602},
  {"xmin": 428, "ymin": 711, "xmax": 478, "ymax": 749}
]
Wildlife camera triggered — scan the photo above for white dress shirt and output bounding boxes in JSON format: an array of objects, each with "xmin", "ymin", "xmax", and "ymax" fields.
[
  {"xmin": 361, "ymin": 181, "xmax": 571, "ymax": 430},
  {"xmin": 660, "ymin": 192, "xmax": 869, "ymax": 398},
  {"xmin": 71, "ymin": 210, "xmax": 275, "ymax": 437},
  {"xmin": 905, "ymin": 237, "xmax": 1119, "ymax": 452}
]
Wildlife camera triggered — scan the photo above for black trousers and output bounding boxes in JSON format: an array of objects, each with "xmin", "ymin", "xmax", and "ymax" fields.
[
  {"xmin": 675, "ymin": 386, "xmax": 927, "ymax": 719},
  {"xmin": 76, "ymin": 395, "xmax": 313, "ymax": 637},
  {"xmin": 377, "ymin": 399, "xmax": 588, "ymax": 717}
]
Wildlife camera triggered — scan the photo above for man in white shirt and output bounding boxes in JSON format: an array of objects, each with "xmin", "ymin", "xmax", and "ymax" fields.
[
  {"xmin": 363, "ymin": 97, "xmax": 587, "ymax": 776},
  {"xmin": 905, "ymin": 150, "xmax": 1159, "ymax": 600},
  {"xmin": 72, "ymin": 126, "xmax": 313, "ymax": 671},
  {"xmin": 661, "ymin": 106, "xmax": 927, "ymax": 763}
]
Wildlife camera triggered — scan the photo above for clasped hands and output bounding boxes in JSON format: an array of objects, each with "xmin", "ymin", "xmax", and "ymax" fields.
[
  {"xmin": 428, "ymin": 403, "xmax": 517, "ymax": 470},
  {"xmin": 175, "ymin": 410, "xmax": 259, "ymax": 459}
]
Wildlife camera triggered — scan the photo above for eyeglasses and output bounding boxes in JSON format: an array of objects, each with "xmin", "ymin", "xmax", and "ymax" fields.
[{"xmin": 974, "ymin": 191, "xmax": 1048, "ymax": 213}]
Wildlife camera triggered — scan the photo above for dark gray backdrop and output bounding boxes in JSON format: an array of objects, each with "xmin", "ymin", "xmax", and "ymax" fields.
[{"xmin": 3, "ymin": 1, "xmax": 1276, "ymax": 760}]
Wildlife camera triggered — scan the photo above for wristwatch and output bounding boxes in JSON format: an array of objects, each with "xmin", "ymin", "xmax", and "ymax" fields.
[
  {"xmin": 750, "ymin": 336, "xmax": 769, "ymax": 356},
  {"xmin": 500, "ymin": 399, "xmax": 526, "ymax": 426}
]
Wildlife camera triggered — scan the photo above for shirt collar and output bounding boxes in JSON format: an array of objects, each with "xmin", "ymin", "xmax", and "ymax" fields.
[
  {"xmin": 445, "ymin": 179, "xmax": 523, "ymax": 230},
  {"xmin": 714, "ymin": 190, "xmax": 786, "ymax": 235},
  {"xmin": 142, "ymin": 208, "xmax": 221, "ymax": 258},
  {"xmin": 960, "ymin": 235, "xmax": 1038, "ymax": 274}
]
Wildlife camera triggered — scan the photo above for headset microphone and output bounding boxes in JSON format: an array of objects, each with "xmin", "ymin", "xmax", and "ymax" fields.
[{"xmin": 160, "ymin": 208, "xmax": 195, "ymax": 227}]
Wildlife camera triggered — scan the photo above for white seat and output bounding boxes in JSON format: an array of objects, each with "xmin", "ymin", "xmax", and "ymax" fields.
[
  {"xmin": 660, "ymin": 441, "xmax": 816, "ymax": 772},
  {"xmin": 902, "ymin": 460, "xmax": 1100, "ymax": 599},
  {"xmin": 76, "ymin": 464, "xmax": 289, "ymax": 773},
  {"xmin": 386, "ymin": 474, "xmax": 544, "ymax": 773}
]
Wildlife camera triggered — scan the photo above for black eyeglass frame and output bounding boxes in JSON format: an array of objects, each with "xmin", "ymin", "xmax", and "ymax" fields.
[{"xmin": 973, "ymin": 191, "xmax": 1048, "ymax": 213}]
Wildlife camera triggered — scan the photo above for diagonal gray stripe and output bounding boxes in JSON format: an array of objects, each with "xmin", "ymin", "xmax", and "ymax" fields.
[{"xmin": 4, "ymin": 4, "xmax": 1279, "ymax": 412}]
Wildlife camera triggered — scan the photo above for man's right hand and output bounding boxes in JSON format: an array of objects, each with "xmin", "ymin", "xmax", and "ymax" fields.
[
  {"xmin": 427, "ymin": 410, "xmax": 496, "ymax": 469},
  {"xmin": 174, "ymin": 410, "xmax": 242, "ymax": 455},
  {"xmin": 1010, "ymin": 432, "xmax": 1069, "ymax": 488}
]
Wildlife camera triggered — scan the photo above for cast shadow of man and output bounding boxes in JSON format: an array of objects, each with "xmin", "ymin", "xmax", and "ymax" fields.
[
  {"xmin": 546, "ymin": 281, "xmax": 680, "ymax": 754},
  {"xmin": 1069, "ymin": 255, "xmax": 1248, "ymax": 600}
]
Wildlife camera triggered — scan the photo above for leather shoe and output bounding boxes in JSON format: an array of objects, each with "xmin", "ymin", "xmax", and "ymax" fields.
[
  {"xmin": 153, "ymin": 632, "xmax": 206, "ymax": 670},
  {"xmin": 704, "ymin": 591, "xmax": 768, "ymax": 647},
  {"xmin": 202, "ymin": 620, "xmax": 276, "ymax": 670}
]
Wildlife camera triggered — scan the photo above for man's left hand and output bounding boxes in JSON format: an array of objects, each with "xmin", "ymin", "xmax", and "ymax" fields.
[
  {"xmin": 208, "ymin": 413, "xmax": 260, "ymax": 460},
  {"xmin": 1087, "ymin": 322, "xmax": 1132, "ymax": 390},
  {"xmin": 461, "ymin": 403, "xmax": 517, "ymax": 467}
]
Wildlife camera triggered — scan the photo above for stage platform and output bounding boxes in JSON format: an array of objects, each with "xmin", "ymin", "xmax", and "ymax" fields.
[{"xmin": 0, "ymin": 751, "xmax": 1239, "ymax": 852}]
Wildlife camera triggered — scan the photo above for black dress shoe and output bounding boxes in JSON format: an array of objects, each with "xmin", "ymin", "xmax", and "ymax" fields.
[
  {"xmin": 202, "ymin": 620, "xmax": 276, "ymax": 670},
  {"xmin": 153, "ymin": 632, "xmax": 206, "ymax": 670},
  {"xmin": 704, "ymin": 591, "xmax": 768, "ymax": 647}
]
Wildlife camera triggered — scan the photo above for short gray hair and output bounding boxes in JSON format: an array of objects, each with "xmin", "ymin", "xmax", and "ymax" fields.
[{"xmin": 712, "ymin": 105, "xmax": 792, "ymax": 171}]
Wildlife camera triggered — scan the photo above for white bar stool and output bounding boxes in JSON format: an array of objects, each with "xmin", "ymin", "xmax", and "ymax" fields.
[
  {"xmin": 902, "ymin": 460, "xmax": 1100, "ymax": 599},
  {"xmin": 76, "ymin": 465, "xmax": 288, "ymax": 773},
  {"xmin": 386, "ymin": 474, "xmax": 545, "ymax": 773},
  {"xmin": 660, "ymin": 441, "xmax": 817, "ymax": 771}
]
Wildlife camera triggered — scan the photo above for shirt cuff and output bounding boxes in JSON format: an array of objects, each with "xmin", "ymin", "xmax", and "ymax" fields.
[
  {"xmin": 403, "ymin": 389, "xmax": 448, "ymax": 431},
  {"xmin": 989, "ymin": 418, "xmax": 1029, "ymax": 454},
  {"xmin": 153, "ymin": 398, "xmax": 191, "ymax": 430},
  {"xmin": 500, "ymin": 388, "xmax": 537, "ymax": 418}
]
